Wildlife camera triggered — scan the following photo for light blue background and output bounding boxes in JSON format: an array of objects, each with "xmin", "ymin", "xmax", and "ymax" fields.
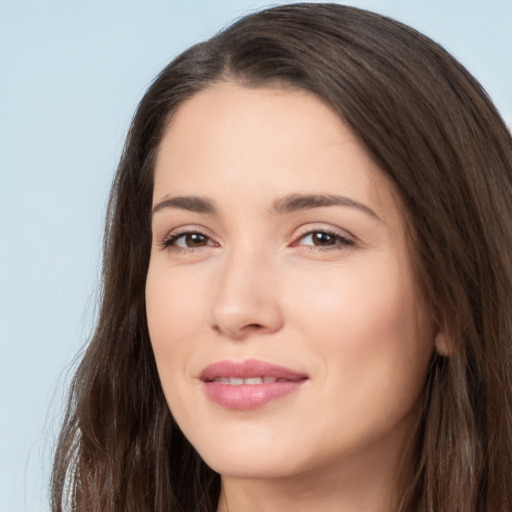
[{"xmin": 1, "ymin": 1, "xmax": 510, "ymax": 511}]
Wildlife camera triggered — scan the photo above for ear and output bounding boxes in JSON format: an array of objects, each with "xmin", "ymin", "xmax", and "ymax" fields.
[{"xmin": 434, "ymin": 330, "xmax": 451, "ymax": 357}]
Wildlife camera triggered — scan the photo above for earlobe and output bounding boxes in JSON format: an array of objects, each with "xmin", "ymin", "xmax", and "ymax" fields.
[{"xmin": 434, "ymin": 331, "xmax": 451, "ymax": 357}]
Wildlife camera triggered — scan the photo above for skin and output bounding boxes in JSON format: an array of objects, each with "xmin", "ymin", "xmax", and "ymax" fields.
[{"xmin": 146, "ymin": 82, "xmax": 440, "ymax": 512}]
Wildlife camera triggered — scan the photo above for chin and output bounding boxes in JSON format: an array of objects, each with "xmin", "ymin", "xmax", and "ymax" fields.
[
  {"xmin": 204, "ymin": 453, "xmax": 300, "ymax": 480},
  {"xmin": 190, "ymin": 430, "xmax": 306, "ymax": 479}
]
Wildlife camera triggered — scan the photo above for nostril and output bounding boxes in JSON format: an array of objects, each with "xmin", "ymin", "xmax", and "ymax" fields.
[
  {"xmin": 210, "ymin": 296, "xmax": 284, "ymax": 338},
  {"xmin": 211, "ymin": 321, "xmax": 266, "ymax": 339}
]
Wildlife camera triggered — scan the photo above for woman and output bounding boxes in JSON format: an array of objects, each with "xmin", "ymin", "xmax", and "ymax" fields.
[{"xmin": 52, "ymin": 3, "xmax": 512, "ymax": 511}]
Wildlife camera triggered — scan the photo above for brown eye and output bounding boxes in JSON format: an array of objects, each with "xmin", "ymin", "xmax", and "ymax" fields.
[
  {"xmin": 297, "ymin": 230, "xmax": 355, "ymax": 250},
  {"xmin": 181, "ymin": 233, "xmax": 208, "ymax": 247},
  {"xmin": 310, "ymin": 232, "xmax": 336, "ymax": 246},
  {"xmin": 162, "ymin": 231, "xmax": 215, "ymax": 250}
]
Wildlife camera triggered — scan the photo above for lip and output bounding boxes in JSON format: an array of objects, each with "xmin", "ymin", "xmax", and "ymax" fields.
[{"xmin": 199, "ymin": 359, "xmax": 308, "ymax": 410}]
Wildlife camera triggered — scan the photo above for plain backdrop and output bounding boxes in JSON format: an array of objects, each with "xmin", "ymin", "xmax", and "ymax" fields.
[{"xmin": 0, "ymin": 1, "xmax": 510, "ymax": 511}]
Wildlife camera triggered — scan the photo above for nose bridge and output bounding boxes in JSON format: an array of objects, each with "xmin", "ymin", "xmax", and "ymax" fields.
[{"xmin": 210, "ymin": 242, "xmax": 283, "ymax": 339}]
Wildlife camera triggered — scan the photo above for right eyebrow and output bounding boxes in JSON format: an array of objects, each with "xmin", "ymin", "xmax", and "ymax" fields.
[{"xmin": 151, "ymin": 196, "xmax": 216, "ymax": 216}]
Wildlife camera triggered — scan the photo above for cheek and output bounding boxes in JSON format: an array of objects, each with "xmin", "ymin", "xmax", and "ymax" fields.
[
  {"xmin": 145, "ymin": 265, "xmax": 208, "ymax": 383},
  {"xmin": 287, "ymin": 260, "xmax": 433, "ymax": 453},
  {"xmin": 290, "ymin": 256, "xmax": 433, "ymax": 396},
  {"xmin": 145, "ymin": 267, "xmax": 209, "ymax": 435},
  {"xmin": 292, "ymin": 258, "xmax": 416, "ymax": 335}
]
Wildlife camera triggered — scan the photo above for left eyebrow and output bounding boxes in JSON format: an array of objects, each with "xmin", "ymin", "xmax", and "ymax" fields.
[{"xmin": 270, "ymin": 193, "xmax": 380, "ymax": 220}]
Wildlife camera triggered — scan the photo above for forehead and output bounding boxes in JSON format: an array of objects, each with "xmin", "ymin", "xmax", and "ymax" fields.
[{"xmin": 153, "ymin": 82, "xmax": 403, "ymax": 227}]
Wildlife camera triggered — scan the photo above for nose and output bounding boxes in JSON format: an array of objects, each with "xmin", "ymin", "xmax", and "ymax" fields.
[{"xmin": 209, "ymin": 250, "xmax": 284, "ymax": 340}]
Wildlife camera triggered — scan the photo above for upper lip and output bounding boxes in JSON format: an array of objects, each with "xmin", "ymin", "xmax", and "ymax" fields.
[{"xmin": 199, "ymin": 359, "xmax": 308, "ymax": 382}]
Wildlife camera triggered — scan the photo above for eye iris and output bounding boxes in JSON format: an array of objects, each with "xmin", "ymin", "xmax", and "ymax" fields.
[
  {"xmin": 186, "ymin": 233, "xmax": 207, "ymax": 247},
  {"xmin": 313, "ymin": 232, "xmax": 336, "ymax": 246}
]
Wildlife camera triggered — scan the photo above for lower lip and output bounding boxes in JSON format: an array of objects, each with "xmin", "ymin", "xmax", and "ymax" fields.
[{"xmin": 203, "ymin": 380, "xmax": 306, "ymax": 410}]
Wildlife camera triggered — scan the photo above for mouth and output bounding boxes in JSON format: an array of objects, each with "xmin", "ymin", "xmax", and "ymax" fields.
[
  {"xmin": 199, "ymin": 359, "xmax": 308, "ymax": 410},
  {"xmin": 209, "ymin": 376, "xmax": 296, "ymax": 385}
]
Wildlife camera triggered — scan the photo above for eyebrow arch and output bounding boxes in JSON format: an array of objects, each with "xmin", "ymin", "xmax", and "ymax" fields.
[
  {"xmin": 271, "ymin": 193, "xmax": 380, "ymax": 220},
  {"xmin": 151, "ymin": 193, "xmax": 380, "ymax": 220},
  {"xmin": 152, "ymin": 196, "xmax": 216, "ymax": 216}
]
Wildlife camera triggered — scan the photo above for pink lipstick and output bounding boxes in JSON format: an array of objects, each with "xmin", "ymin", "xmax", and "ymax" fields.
[{"xmin": 200, "ymin": 359, "xmax": 308, "ymax": 410}]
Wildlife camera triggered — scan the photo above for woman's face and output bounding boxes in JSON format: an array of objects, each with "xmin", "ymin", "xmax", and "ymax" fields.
[{"xmin": 146, "ymin": 82, "xmax": 436, "ymax": 481}]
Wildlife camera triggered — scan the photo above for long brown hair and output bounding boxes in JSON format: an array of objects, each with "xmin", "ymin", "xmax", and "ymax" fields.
[{"xmin": 51, "ymin": 4, "xmax": 512, "ymax": 511}]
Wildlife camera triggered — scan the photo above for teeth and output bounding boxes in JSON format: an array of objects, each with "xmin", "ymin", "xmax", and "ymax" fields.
[
  {"xmin": 212, "ymin": 376, "xmax": 283, "ymax": 385},
  {"xmin": 244, "ymin": 377, "xmax": 263, "ymax": 385}
]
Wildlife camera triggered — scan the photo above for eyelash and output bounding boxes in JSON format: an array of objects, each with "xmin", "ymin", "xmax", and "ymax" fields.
[
  {"xmin": 292, "ymin": 228, "xmax": 355, "ymax": 251},
  {"xmin": 159, "ymin": 228, "xmax": 355, "ymax": 253},
  {"xmin": 159, "ymin": 230, "xmax": 217, "ymax": 252}
]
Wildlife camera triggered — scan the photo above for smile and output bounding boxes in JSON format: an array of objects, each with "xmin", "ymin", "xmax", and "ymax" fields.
[
  {"xmin": 211, "ymin": 377, "xmax": 292, "ymax": 384},
  {"xmin": 200, "ymin": 359, "xmax": 308, "ymax": 410}
]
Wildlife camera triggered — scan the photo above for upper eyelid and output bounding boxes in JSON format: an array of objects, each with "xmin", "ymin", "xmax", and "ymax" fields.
[
  {"xmin": 292, "ymin": 231, "xmax": 354, "ymax": 248},
  {"xmin": 164, "ymin": 230, "xmax": 212, "ymax": 241},
  {"xmin": 156, "ymin": 225, "xmax": 219, "ymax": 249},
  {"xmin": 156, "ymin": 223, "xmax": 356, "ymax": 246},
  {"xmin": 159, "ymin": 224, "xmax": 216, "ymax": 239},
  {"xmin": 158, "ymin": 231, "xmax": 219, "ymax": 254},
  {"xmin": 293, "ymin": 223, "xmax": 355, "ymax": 240}
]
